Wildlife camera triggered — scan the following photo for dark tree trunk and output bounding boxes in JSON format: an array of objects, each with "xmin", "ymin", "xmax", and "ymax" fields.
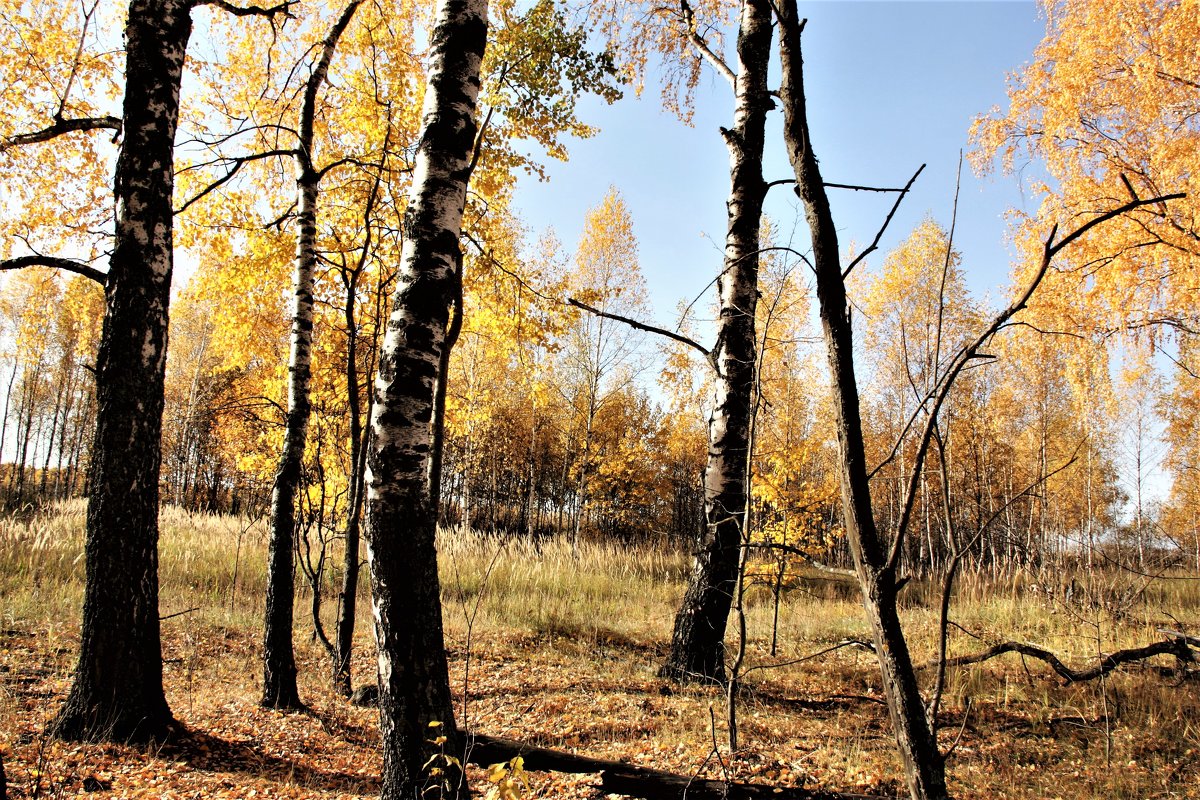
[
  {"xmin": 333, "ymin": 277, "xmax": 366, "ymax": 697},
  {"xmin": 261, "ymin": 0, "xmax": 360, "ymax": 713},
  {"xmin": 428, "ymin": 250, "xmax": 463, "ymax": 520},
  {"xmin": 52, "ymin": 0, "xmax": 192, "ymax": 744},
  {"xmin": 362, "ymin": 0, "xmax": 487, "ymax": 796},
  {"xmin": 662, "ymin": 0, "xmax": 773, "ymax": 684},
  {"xmin": 775, "ymin": 3, "xmax": 948, "ymax": 798}
]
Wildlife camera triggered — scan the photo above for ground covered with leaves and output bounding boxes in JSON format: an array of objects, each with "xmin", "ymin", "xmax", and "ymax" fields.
[
  {"xmin": 3, "ymin": 513, "xmax": 1199, "ymax": 799},
  {"xmin": 2, "ymin": 610, "xmax": 1198, "ymax": 800}
]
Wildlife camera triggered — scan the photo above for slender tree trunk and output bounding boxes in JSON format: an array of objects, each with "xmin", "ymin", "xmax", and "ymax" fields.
[
  {"xmin": 262, "ymin": 1, "xmax": 360, "ymax": 711},
  {"xmin": 363, "ymin": 0, "xmax": 487, "ymax": 795},
  {"xmin": 333, "ymin": 307, "xmax": 364, "ymax": 698},
  {"xmin": 429, "ymin": 250, "xmax": 462, "ymax": 523},
  {"xmin": 776, "ymin": 4, "xmax": 948, "ymax": 797},
  {"xmin": 662, "ymin": 0, "xmax": 773, "ymax": 684},
  {"xmin": 52, "ymin": 0, "xmax": 192, "ymax": 744},
  {"xmin": 0, "ymin": 365, "xmax": 15, "ymax": 503},
  {"xmin": 332, "ymin": 183, "xmax": 375, "ymax": 696}
]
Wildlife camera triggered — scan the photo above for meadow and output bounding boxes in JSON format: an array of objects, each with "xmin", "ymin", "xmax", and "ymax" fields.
[{"xmin": 1, "ymin": 501, "xmax": 1197, "ymax": 799}]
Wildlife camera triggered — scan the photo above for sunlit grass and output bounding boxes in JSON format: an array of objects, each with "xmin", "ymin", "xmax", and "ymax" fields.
[{"xmin": 2, "ymin": 504, "xmax": 1198, "ymax": 799}]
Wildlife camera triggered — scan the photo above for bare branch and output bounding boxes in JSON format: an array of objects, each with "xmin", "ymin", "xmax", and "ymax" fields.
[
  {"xmin": 884, "ymin": 188, "xmax": 1186, "ymax": 575},
  {"xmin": 0, "ymin": 255, "xmax": 107, "ymax": 285},
  {"xmin": 568, "ymin": 297, "xmax": 712, "ymax": 364},
  {"xmin": 1, "ymin": 115, "xmax": 121, "ymax": 151},
  {"xmin": 826, "ymin": 181, "xmax": 917, "ymax": 193},
  {"xmin": 194, "ymin": 0, "xmax": 297, "ymax": 17},
  {"xmin": 175, "ymin": 149, "xmax": 295, "ymax": 214},
  {"xmin": 680, "ymin": 0, "xmax": 736, "ymax": 88},
  {"xmin": 840, "ymin": 163, "xmax": 925, "ymax": 278}
]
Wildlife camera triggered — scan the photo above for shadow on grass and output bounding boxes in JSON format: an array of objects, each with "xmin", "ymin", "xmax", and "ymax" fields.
[{"xmin": 163, "ymin": 726, "xmax": 380, "ymax": 795}]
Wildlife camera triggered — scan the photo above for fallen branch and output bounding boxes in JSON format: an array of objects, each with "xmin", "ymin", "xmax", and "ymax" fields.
[
  {"xmin": 932, "ymin": 636, "xmax": 1194, "ymax": 683},
  {"xmin": 465, "ymin": 732, "xmax": 877, "ymax": 800},
  {"xmin": 1158, "ymin": 628, "xmax": 1200, "ymax": 648}
]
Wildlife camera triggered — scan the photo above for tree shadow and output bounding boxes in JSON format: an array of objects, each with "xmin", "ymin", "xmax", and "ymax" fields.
[{"xmin": 161, "ymin": 726, "xmax": 380, "ymax": 795}]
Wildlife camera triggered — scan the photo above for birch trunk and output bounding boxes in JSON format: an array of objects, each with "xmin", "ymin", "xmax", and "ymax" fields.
[
  {"xmin": 776, "ymin": 2, "xmax": 948, "ymax": 797},
  {"xmin": 53, "ymin": 0, "xmax": 192, "ymax": 743},
  {"xmin": 363, "ymin": 0, "xmax": 487, "ymax": 795},
  {"xmin": 262, "ymin": 0, "xmax": 360, "ymax": 710},
  {"xmin": 662, "ymin": 0, "xmax": 772, "ymax": 683}
]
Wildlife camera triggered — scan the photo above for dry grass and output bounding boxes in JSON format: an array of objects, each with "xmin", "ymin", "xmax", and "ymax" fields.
[{"xmin": 1, "ymin": 503, "xmax": 1198, "ymax": 799}]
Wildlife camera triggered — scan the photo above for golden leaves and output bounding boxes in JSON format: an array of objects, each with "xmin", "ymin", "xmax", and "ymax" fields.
[{"xmin": 971, "ymin": 0, "xmax": 1198, "ymax": 343}]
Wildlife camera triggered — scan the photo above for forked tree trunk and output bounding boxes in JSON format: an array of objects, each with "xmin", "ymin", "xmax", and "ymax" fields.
[
  {"xmin": 775, "ymin": 3, "xmax": 948, "ymax": 798},
  {"xmin": 52, "ymin": 0, "xmax": 193, "ymax": 743},
  {"xmin": 363, "ymin": 0, "xmax": 487, "ymax": 795},
  {"xmin": 662, "ymin": 0, "xmax": 773, "ymax": 684},
  {"xmin": 262, "ymin": 0, "xmax": 361, "ymax": 711}
]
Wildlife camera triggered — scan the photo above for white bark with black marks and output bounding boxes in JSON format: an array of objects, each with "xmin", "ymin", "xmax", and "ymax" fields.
[
  {"xmin": 663, "ymin": 0, "xmax": 773, "ymax": 684},
  {"xmin": 53, "ymin": 0, "xmax": 194, "ymax": 744},
  {"xmin": 261, "ymin": 0, "xmax": 361, "ymax": 713},
  {"xmin": 363, "ymin": 0, "xmax": 487, "ymax": 796}
]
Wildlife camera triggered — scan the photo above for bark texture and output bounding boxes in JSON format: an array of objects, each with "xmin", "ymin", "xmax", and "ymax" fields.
[
  {"xmin": 52, "ymin": 0, "xmax": 192, "ymax": 744},
  {"xmin": 363, "ymin": 0, "xmax": 487, "ymax": 796},
  {"xmin": 776, "ymin": 4, "xmax": 947, "ymax": 798},
  {"xmin": 663, "ymin": 0, "xmax": 773, "ymax": 684},
  {"xmin": 262, "ymin": 0, "xmax": 360, "ymax": 712}
]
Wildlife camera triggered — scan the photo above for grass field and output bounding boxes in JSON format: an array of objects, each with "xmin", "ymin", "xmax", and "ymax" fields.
[{"xmin": 1, "ymin": 501, "xmax": 1198, "ymax": 799}]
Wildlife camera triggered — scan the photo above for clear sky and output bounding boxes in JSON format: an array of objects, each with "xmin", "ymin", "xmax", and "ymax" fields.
[
  {"xmin": 514, "ymin": 0, "xmax": 1049, "ymax": 325},
  {"xmin": 514, "ymin": 0, "xmax": 1176, "ymax": 509}
]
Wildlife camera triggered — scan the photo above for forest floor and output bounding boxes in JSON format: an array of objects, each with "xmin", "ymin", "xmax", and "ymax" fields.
[{"xmin": 2, "ymin": 503, "xmax": 1199, "ymax": 799}]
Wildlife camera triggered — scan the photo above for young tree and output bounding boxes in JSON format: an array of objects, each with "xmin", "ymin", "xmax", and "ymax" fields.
[
  {"xmin": 261, "ymin": 0, "xmax": 362, "ymax": 713},
  {"xmin": 561, "ymin": 188, "xmax": 648, "ymax": 549},
  {"xmin": 362, "ymin": 0, "xmax": 487, "ymax": 796}
]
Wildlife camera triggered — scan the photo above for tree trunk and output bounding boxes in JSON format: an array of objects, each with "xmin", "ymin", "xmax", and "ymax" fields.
[
  {"xmin": 262, "ymin": 1, "xmax": 360, "ymax": 710},
  {"xmin": 52, "ymin": 0, "xmax": 192, "ymax": 744},
  {"xmin": 334, "ymin": 263, "xmax": 366, "ymax": 699},
  {"xmin": 0, "ymin": 365, "xmax": 15, "ymax": 504},
  {"xmin": 776, "ymin": 3, "xmax": 948, "ymax": 798},
  {"xmin": 662, "ymin": 0, "xmax": 772, "ymax": 684},
  {"xmin": 429, "ymin": 250, "xmax": 462, "ymax": 524},
  {"xmin": 363, "ymin": 0, "xmax": 487, "ymax": 795}
]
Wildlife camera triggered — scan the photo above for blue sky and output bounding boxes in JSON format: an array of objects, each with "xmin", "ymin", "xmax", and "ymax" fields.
[{"xmin": 515, "ymin": 0, "xmax": 1049, "ymax": 324}]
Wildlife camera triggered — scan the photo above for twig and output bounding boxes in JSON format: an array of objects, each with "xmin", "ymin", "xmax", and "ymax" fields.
[
  {"xmin": 840, "ymin": 164, "xmax": 925, "ymax": 278},
  {"xmin": 159, "ymin": 607, "xmax": 201, "ymax": 621}
]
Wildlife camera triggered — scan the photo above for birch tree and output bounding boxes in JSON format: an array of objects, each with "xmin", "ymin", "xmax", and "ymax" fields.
[
  {"xmin": 660, "ymin": 0, "xmax": 773, "ymax": 684},
  {"xmin": 261, "ymin": 0, "xmax": 361, "ymax": 713},
  {"xmin": 362, "ymin": 0, "xmax": 487, "ymax": 795},
  {"xmin": 0, "ymin": 0, "xmax": 292, "ymax": 742}
]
